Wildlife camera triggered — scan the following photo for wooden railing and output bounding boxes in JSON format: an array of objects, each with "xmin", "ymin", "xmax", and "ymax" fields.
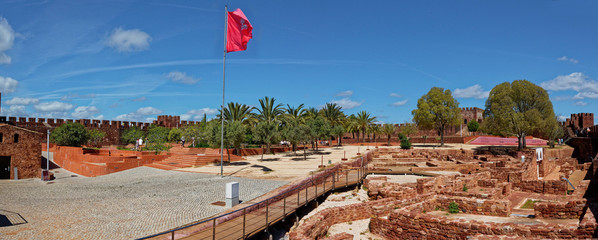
[{"xmin": 137, "ymin": 151, "xmax": 373, "ymax": 240}]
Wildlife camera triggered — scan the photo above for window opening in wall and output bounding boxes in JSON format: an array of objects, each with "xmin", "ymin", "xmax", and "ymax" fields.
[
  {"xmin": 14, "ymin": 134, "xmax": 19, "ymax": 143},
  {"xmin": 0, "ymin": 133, "xmax": 3, "ymax": 143}
]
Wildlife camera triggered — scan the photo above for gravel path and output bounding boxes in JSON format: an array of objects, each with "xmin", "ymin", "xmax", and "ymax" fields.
[{"xmin": 0, "ymin": 167, "xmax": 287, "ymax": 240}]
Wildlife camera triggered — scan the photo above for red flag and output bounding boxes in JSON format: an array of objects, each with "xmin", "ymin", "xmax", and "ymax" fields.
[{"xmin": 227, "ymin": 8, "xmax": 253, "ymax": 52}]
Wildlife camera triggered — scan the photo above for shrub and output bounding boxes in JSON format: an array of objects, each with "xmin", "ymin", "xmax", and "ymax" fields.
[
  {"xmin": 400, "ymin": 137, "xmax": 411, "ymax": 149},
  {"xmin": 448, "ymin": 202, "xmax": 459, "ymax": 213},
  {"xmin": 50, "ymin": 122, "xmax": 89, "ymax": 147},
  {"xmin": 463, "ymin": 184, "xmax": 468, "ymax": 192}
]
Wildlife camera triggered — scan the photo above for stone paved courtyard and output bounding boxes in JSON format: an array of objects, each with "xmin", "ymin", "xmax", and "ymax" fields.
[{"xmin": 0, "ymin": 167, "xmax": 287, "ymax": 240}]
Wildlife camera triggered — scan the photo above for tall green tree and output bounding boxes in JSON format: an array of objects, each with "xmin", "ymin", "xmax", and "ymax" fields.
[
  {"xmin": 307, "ymin": 115, "xmax": 331, "ymax": 150},
  {"xmin": 412, "ymin": 87, "xmax": 462, "ymax": 147},
  {"xmin": 282, "ymin": 119, "xmax": 310, "ymax": 154},
  {"xmin": 87, "ymin": 129, "xmax": 106, "ymax": 147},
  {"xmin": 345, "ymin": 115, "xmax": 360, "ymax": 141},
  {"xmin": 482, "ymin": 80, "xmax": 556, "ymax": 150},
  {"xmin": 50, "ymin": 122, "xmax": 89, "ymax": 147},
  {"xmin": 284, "ymin": 104, "xmax": 307, "ymax": 124},
  {"xmin": 256, "ymin": 96, "xmax": 284, "ymax": 123},
  {"xmin": 168, "ymin": 128, "xmax": 183, "ymax": 142},
  {"xmin": 331, "ymin": 125, "xmax": 346, "ymax": 146},
  {"xmin": 121, "ymin": 126, "xmax": 145, "ymax": 145},
  {"xmin": 356, "ymin": 111, "xmax": 376, "ymax": 142},
  {"xmin": 220, "ymin": 102, "xmax": 255, "ymax": 124},
  {"xmin": 146, "ymin": 126, "xmax": 170, "ymax": 144},
  {"xmin": 253, "ymin": 121, "xmax": 280, "ymax": 158},
  {"xmin": 226, "ymin": 121, "xmax": 247, "ymax": 155},
  {"xmin": 382, "ymin": 124, "xmax": 396, "ymax": 145},
  {"xmin": 467, "ymin": 120, "xmax": 480, "ymax": 133}
]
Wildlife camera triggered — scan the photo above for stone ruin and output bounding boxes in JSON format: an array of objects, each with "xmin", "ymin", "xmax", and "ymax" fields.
[{"xmin": 289, "ymin": 147, "xmax": 598, "ymax": 239}]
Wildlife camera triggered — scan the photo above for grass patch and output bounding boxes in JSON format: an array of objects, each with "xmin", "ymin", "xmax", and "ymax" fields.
[{"xmin": 521, "ymin": 199, "xmax": 540, "ymax": 209}]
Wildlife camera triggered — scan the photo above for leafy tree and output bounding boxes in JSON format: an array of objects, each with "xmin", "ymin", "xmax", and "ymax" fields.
[
  {"xmin": 320, "ymin": 103, "xmax": 345, "ymax": 127},
  {"xmin": 283, "ymin": 120, "xmax": 310, "ymax": 154},
  {"xmin": 146, "ymin": 126, "xmax": 170, "ymax": 144},
  {"xmin": 253, "ymin": 121, "xmax": 280, "ymax": 158},
  {"xmin": 467, "ymin": 120, "xmax": 480, "ymax": 133},
  {"xmin": 482, "ymin": 80, "xmax": 555, "ymax": 150},
  {"xmin": 168, "ymin": 128, "xmax": 183, "ymax": 142},
  {"xmin": 50, "ymin": 122, "xmax": 90, "ymax": 147},
  {"xmin": 382, "ymin": 124, "xmax": 396, "ymax": 145},
  {"xmin": 182, "ymin": 124, "xmax": 206, "ymax": 147},
  {"xmin": 307, "ymin": 116, "xmax": 331, "ymax": 150},
  {"xmin": 544, "ymin": 116, "xmax": 564, "ymax": 148},
  {"xmin": 87, "ymin": 129, "xmax": 106, "ymax": 147},
  {"xmin": 331, "ymin": 125, "xmax": 346, "ymax": 146},
  {"xmin": 121, "ymin": 126, "xmax": 145, "ymax": 145},
  {"xmin": 412, "ymin": 87, "xmax": 462, "ymax": 147},
  {"xmin": 356, "ymin": 111, "xmax": 376, "ymax": 142},
  {"xmin": 227, "ymin": 121, "xmax": 247, "ymax": 155}
]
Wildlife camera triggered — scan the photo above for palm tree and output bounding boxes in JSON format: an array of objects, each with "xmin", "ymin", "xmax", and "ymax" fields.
[
  {"xmin": 219, "ymin": 102, "xmax": 255, "ymax": 124},
  {"xmin": 382, "ymin": 124, "xmax": 396, "ymax": 145},
  {"xmin": 284, "ymin": 104, "xmax": 307, "ymax": 124},
  {"xmin": 370, "ymin": 124, "xmax": 381, "ymax": 145},
  {"xmin": 304, "ymin": 107, "xmax": 319, "ymax": 120},
  {"xmin": 345, "ymin": 114, "xmax": 360, "ymax": 142},
  {"xmin": 320, "ymin": 103, "xmax": 345, "ymax": 126},
  {"xmin": 256, "ymin": 96, "xmax": 284, "ymax": 123},
  {"xmin": 356, "ymin": 110, "xmax": 376, "ymax": 142},
  {"xmin": 321, "ymin": 103, "xmax": 345, "ymax": 143}
]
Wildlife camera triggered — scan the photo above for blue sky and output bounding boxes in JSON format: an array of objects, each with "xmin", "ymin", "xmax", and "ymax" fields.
[{"xmin": 0, "ymin": 0, "xmax": 597, "ymax": 124}]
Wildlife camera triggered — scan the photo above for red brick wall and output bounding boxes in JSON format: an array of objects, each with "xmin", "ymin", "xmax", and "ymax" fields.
[
  {"xmin": 370, "ymin": 206, "xmax": 596, "ymax": 239},
  {"xmin": 534, "ymin": 199, "xmax": 586, "ymax": 219},
  {"xmin": 512, "ymin": 180, "xmax": 567, "ymax": 195},
  {"xmin": 50, "ymin": 146, "xmax": 166, "ymax": 177},
  {"xmin": 0, "ymin": 124, "xmax": 43, "ymax": 179}
]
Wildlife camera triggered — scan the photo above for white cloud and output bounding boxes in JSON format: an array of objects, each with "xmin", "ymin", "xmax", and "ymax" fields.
[
  {"xmin": 541, "ymin": 72, "xmax": 598, "ymax": 93},
  {"xmin": 5, "ymin": 97, "xmax": 39, "ymax": 105},
  {"xmin": 132, "ymin": 96, "xmax": 147, "ymax": 102},
  {"xmin": 180, "ymin": 108, "xmax": 218, "ymax": 121},
  {"xmin": 1, "ymin": 105, "xmax": 27, "ymax": 116},
  {"xmin": 106, "ymin": 27, "xmax": 151, "ymax": 52},
  {"xmin": 574, "ymin": 101, "xmax": 588, "ymax": 106},
  {"xmin": 165, "ymin": 71, "xmax": 200, "ymax": 85},
  {"xmin": 389, "ymin": 93, "xmax": 401, "ymax": 98},
  {"xmin": 557, "ymin": 56, "xmax": 579, "ymax": 64},
  {"xmin": 391, "ymin": 99, "xmax": 408, "ymax": 106},
  {"xmin": 0, "ymin": 17, "xmax": 15, "ymax": 64},
  {"xmin": 0, "ymin": 76, "xmax": 18, "ymax": 93},
  {"xmin": 573, "ymin": 92, "xmax": 598, "ymax": 99},
  {"xmin": 557, "ymin": 115, "xmax": 568, "ymax": 122},
  {"xmin": 335, "ymin": 90, "xmax": 353, "ymax": 97},
  {"xmin": 115, "ymin": 106, "xmax": 163, "ymax": 122},
  {"xmin": 60, "ymin": 93, "xmax": 97, "ymax": 101},
  {"xmin": 330, "ymin": 98, "xmax": 362, "ymax": 110},
  {"xmin": 33, "ymin": 101, "xmax": 74, "ymax": 112},
  {"xmin": 71, "ymin": 106, "xmax": 101, "ymax": 119},
  {"xmin": 137, "ymin": 106, "xmax": 162, "ymax": 115},
  {"xmin": 453, "ymin": 85, "xmax": 489, "ymax": 99}
]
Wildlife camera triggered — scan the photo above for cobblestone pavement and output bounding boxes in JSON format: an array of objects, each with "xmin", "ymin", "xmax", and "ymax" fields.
[{"xmin": 0, "ymin": 167, "xmax": 287, "ymax": 240}]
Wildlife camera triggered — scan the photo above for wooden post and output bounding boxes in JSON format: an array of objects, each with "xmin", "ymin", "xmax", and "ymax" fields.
[
  {"xmin": 242, "ymin": 208, "xmax": 246, "ymax": 239},
  {"xmin": 212, "ymin": 218, "xmax": 216, "ymax": 240}
]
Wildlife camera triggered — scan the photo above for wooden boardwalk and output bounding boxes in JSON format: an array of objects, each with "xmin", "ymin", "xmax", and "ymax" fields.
[{"xmin": 140, "ymin": 166, "xmax": 367, "ymax": 240}]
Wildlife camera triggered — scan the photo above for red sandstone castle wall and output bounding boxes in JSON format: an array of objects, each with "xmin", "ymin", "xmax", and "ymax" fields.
[{"xmin": 0, "ymin": 124, "xmax": 43, "ymax": 179}]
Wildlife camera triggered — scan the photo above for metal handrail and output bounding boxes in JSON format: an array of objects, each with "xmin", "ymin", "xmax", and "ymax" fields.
[{"xmin": 137, "ymin": 150, "xmax": 373, "ymax": 240}]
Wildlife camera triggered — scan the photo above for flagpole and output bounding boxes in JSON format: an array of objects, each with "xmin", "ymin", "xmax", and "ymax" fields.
[{"xmin": 220, "ymin": 5, "xmax": 228, "ymax": 177}]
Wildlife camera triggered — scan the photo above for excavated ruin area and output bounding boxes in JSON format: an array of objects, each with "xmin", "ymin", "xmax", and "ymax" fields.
[{"xmin": 289, "ymin": 147, "xmax": 597, "ymax": 240}]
